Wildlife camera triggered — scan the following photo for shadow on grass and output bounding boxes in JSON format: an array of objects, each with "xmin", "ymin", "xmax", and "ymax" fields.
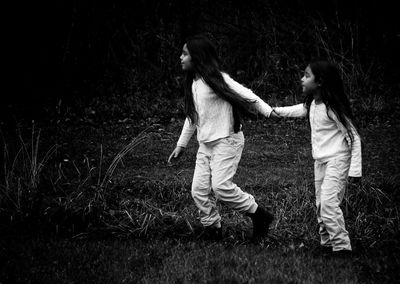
[{"xmin": 2, "ymin": 229, "xmax": 399, "ymax": 283}]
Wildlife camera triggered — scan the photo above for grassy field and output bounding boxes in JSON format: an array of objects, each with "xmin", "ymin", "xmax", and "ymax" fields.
[{"xmin": 1, "ymin": 102, "xmax": 400, "ymax": 283}]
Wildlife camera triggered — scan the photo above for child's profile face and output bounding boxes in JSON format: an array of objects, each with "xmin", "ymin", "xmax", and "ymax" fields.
[
  {"xmin": 180, "ymin": 44, "xmax": 193, "ymax": 71},
  {"xmin": 301, "ymin": 66, "xmax": 319, "ymax": 95}
]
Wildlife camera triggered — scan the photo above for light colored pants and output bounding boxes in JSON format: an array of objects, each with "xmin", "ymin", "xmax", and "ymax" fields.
[
  {"xmin": 191, "ymin": 132, "xmax": 258, "ymax": 227},
  {"xmin": 314, "ymin": 155, "xmax": 352, "ymax": 251}
]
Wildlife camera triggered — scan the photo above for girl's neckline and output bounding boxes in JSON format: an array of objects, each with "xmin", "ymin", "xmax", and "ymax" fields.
[
  {"xmin": 314, "ymin": 99, "xmax": 323, "ymax": 105},
  {"xmin": 194, "ymin": 77, "xmax": 203, "ymax": 84}
]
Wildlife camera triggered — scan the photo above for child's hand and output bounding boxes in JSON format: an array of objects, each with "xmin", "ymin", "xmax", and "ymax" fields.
[
  {"xmin": 168, "ymin": 146, "xmax": 184, "ymax": 163},
  {"xmin": 269, "ymin": 109, "xmax": 282, "ymax": 120}
]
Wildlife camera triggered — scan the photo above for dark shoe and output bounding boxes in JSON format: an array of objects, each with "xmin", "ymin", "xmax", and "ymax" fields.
[
  {"xmin": 198, "ymin": 225, "xmax": 223, "ymax": 241},
  {"xmin": 247, "ymin": 206, "xmax": 274, "ymax": 241}
]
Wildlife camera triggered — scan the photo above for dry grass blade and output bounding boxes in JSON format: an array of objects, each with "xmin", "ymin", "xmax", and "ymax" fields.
[
  {"xmin": 16, "ymin": 126, "xmax": 59, "ymax": 189},
  {"xmin": 100, "ymin": 125, "xmax": 155, "ymax": 188}
]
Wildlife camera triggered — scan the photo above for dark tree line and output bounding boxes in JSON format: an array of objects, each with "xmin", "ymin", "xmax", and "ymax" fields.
[{"xmin": 5, "ymin": 0, "xmax": 399, "ymax": 123}]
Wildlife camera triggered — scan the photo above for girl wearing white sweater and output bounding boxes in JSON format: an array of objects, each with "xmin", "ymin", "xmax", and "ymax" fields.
[
  {"xmin": 168, "ymin": 35, "xmax": 274, "ymax": 241},
  {"xmin": 273, "ymin": 60, "xmax": 362, "ymax": 255}
]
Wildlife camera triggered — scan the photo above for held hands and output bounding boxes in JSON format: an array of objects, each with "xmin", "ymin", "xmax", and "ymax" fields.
[
  {"xmin": 269, "ymin": 109, "xmax": 282, "ymax": 120},
  {"xmin": 168, "ymin": 146, "xmax": 185, "ymax": 163}
]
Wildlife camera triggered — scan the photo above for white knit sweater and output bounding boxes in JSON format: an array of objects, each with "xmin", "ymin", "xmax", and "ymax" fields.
[
  {"xmin": 177, "ymin": 73, "xmax": 273, "ymax": 147},
  {"xmin": 273, "ymin": 101, "xmax": 362, "ymax": 177}
]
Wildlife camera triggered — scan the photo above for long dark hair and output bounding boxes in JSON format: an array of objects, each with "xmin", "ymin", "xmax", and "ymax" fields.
[
  {"xmin": 304, "ymin": 60, "xmax": 358, "ymax": 144},
  {"xmin": 183, "ymin": 35, "xmax": 256, "ymax": 132}
]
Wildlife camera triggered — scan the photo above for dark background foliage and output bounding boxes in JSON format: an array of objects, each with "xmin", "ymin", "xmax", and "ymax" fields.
[{"xmin": 5, "ymin": 0, "xmax": 399, "ymax": 125}]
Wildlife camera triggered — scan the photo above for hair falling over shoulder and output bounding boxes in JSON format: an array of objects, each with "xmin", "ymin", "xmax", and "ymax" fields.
[
  {"xmin": 183, "ymin": 71, "xmax": 198, "ymax": 124},
  {"xmin": 304, "ymin": 60, "xmax": 359, "ymax": 144},
  {"xmin": 182, "ymin": 35, "xmax": 257, "ymax": 132}
]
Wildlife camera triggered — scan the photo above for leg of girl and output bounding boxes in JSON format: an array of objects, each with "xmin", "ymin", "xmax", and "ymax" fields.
[
  {"xmin": 315, "ymin": 161, "xmax": 333, "ymax": 248},
  {"xmin": 191, "ymin": 141, "xmax": 222, "ymax": 240},
  {"xmin": 315, "ymin": 155, "xmax": 352, "ymax": 252},
  {"xmin": 210, "ymin": 132, "xmax": 258, "ymax": 213},
  {"xmin": 192, "ymin": 142, "xmax": 221, "ymax": 226},
  {"xmin": 196, "ymin": 132, "xmax": 273, "ymax": 240}
]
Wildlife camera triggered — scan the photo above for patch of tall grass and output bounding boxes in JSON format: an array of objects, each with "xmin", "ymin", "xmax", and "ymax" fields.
[
  {"xmin": 0, "ymin": 123, "xmax": 160, "ymax": 235},
  {"xmin": 1, "ymin": 122, "xmax": 58, "ymax": 221}
]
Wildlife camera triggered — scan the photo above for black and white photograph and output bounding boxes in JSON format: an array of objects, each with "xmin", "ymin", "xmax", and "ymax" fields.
[{"xmin": 1, "ymin": 0, "xmax": 399, "ymax": 283}]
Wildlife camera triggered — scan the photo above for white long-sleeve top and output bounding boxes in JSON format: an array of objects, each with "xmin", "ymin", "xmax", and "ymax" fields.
[
  {"xmin": 177, "ymin": 73, "xmax": 273, "ymax": 147},
  {"xmin": 273, "ymin": 101, "xmax": 362, "ymax": 177}
]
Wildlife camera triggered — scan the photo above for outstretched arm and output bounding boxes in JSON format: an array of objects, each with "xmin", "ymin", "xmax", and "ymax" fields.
[
  {"xmin": 273, "ymin": 104, "xmax": 308, "ymax": 118},
  {"xmin": 222, "ymin": 73, "xmax": 273, "ymax": 118}
]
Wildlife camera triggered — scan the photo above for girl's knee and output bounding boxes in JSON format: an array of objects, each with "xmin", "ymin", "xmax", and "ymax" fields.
[
  {"xmin": 211, "ymin": 177, "xmax": 231, "ymax": 191},
  {"xmin": 211, "ymin": 183, "xmax": 242, "ymax": 203}
]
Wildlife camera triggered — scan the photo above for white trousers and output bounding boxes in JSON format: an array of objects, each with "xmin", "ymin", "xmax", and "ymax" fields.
[
  {"xmin": 191, "ymin": 132, "xmax": 258, "ymax": 227},
  {"xmin": 314, "ymin": 155, "xmax": 352, "ymax": 251}
]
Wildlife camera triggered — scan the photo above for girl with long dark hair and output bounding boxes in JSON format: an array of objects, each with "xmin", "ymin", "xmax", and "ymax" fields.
[
  {"xmin": 168, "ymin": 35, "xmax": 275, "ymax": 241},
  {"xmin": 273, "ymin": 60, "xmax": 362, "ymax": 255}
]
